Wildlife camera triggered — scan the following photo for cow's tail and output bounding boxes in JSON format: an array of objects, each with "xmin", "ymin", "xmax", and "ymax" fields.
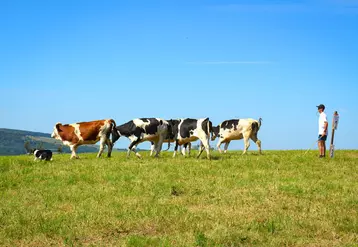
[
  {"xmin": 165, "ymin": 120, "xmax": 171, "ymax": 151},
  {"xmin": 258, "ymin": 117, "xmax": 262, "ymax": 130},
  {"xmin": 109, "ymin": 119, "xmax": 120, "ymax": 144},
  {"xmin": 252, "ymin": 118, "xmax": 262, "ymax": 134},
  {"xmin": 208, "ymin": 120, "xmax": 213, "ymax": 138},
  {"xmin": 202, "ymin": 117, "xmax": 212, "ymax": 136},
  {"xmin": 165, "ymin": 141, "xmax": 171, "ymax": 151}
]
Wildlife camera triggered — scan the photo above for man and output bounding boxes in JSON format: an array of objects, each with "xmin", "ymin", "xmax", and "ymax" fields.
[{"xmin": 317, "ymin": 104, "xmax": 328, "ymax": 158}]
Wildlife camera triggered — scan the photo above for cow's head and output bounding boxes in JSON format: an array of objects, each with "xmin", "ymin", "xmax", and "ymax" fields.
[
  {"xmin": 211, "ymin": 126, "xmax": 220, "ymax": 141},
  {"xmin": 51, "ymin": 123, "xmax": 62, "ymax": 139}
]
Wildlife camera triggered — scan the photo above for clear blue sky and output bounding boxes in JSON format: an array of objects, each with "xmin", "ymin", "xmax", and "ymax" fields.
[{"xmin": 1, "ymin": 0, "xmax": 357, "ymax": 150}]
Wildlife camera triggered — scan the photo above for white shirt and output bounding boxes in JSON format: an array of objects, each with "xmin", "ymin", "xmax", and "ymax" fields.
[{"xmin": 318, "ymin": 112, "xmax": 328, "ymax": 135}]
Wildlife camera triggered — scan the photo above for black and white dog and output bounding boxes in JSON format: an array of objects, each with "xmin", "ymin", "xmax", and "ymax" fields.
[{"xmin": 33, "ymin": 149, "xmax": 53, "ymax": 161}]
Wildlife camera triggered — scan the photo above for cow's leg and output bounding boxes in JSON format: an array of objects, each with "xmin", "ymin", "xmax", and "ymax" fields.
[
  {"xmin": 197, "ymin": 137, "xmax": 211, "ymax": 159},
  {"xmin": 70, "ymin": 144, "xmax": 79, "ymax": 159},
  {"xmin": 224, "ymin": 141, "xmax": 230, "ymax": 153},
  {"xmin": 153, "ymin": 141, "xmax": 163, "ymax": 157},
  {"xmin": 181, "ymin": 143, "xmax": 187, "ymax": 156},
  {"xmin": 243, "ymin": 132, "xmax": 251, "ymax": 155},
  {"xmin": 131, "ymin": 145, "xmax": 142, "ymax": 158},
  {"xmin": 250, "ymin": 134, "xmax": 262, "ymax": 154},
  {"xmin": 97, "ymin": 137, "xmax": 106, "ymax": 158},
  {"xmin": 127, "ymin": 135, "xmax": 141, "ymax": 158},
  {"xmin": 106, "ymin": 138, "xmax": 113, "ymax": 157},
  {"xmin": 128, "ymin": 140, "xmax": 142, "ymax": 158},
  {"xmin": 154, "ymin": 134, "xmax": 165, "ymax": 157},
  {"xmin": 173, "ymin": 140, "xmax": 179, "ymax": 157},
  {"xmin": 182, "ymin": 143, "xmax": 191, "ymax": 156},
  {"xmin": 151, "ymin": 141, "xmax": 162, "ymax": 157},
  {"xmin": 204, "ymin": 140, "xmax": 211, "ymax": 160},
  {"xmin": 127, "ymin": 145, "xmax": 136, "ymax": 157},
  {"xmin": 197, "ymin": 142, "xmax": 205, "ymax": 158},
  {"xmin": 216, "ymin": 138, "xmax": 225, "ymax": 153},
  {"xmin": 153, "ymin": 141, "xmax": 159, "ymax": 157},
  {"xmin": 150, "ymin": 142, "xmax": 155, "ymax": 157}
]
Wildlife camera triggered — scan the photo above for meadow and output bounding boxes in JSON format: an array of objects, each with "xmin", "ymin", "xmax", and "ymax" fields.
[{"xmin": 0, "ymin": 150, "xmax": 357, "ymax": 246}]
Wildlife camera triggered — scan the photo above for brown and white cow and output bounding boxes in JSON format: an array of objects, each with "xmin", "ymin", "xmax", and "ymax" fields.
[
  {"xmin": 211, "ymin": 118, "xmax": 262, "ymax": 154},
  {"xmin": 51, "ymin": 119, "xmax": 116, "ymax": 159}
]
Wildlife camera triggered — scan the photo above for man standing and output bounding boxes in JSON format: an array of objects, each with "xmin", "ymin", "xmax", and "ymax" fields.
[{"xmin": 317, "ymin": 104, "xmax": 328, "ymax": 158}]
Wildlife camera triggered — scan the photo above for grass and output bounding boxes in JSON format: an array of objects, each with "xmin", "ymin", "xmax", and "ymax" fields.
[{"xmin": 0, "ymin": 150, "xmax": 357, "ymax": 246}]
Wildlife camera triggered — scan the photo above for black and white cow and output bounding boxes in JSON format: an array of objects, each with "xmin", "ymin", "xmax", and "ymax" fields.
[
  {"xmin": 112, "ymin": 118, "xmax": 171, "ymax": 158},
  {"xmin": 211, "ymin": 118, "xmax": 262, "ymax": 154},
  {"xmin": 168, "ymin": 118, "xmax": 212, "ymax": 159},
  {"xmin": 150, "ymin": 120, "xmax": 192, "ymax": 156}
]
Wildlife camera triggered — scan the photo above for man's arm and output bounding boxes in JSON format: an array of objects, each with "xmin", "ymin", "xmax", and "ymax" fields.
[{"xmin": 322, "ymin": 121, "xmax": 328, "ymax": 136}]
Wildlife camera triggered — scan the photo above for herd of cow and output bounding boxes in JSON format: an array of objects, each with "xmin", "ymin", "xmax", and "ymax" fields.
[{"xmin": 50, "ymin": 117, "xmax": 262, "ymax": 160}]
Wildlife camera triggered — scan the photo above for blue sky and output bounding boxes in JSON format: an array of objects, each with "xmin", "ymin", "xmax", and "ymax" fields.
[{"xmin": 0, "ymin": 0, "xmax": 357, "ymax": 150}]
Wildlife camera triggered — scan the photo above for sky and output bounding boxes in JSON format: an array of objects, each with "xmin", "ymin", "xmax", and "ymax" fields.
[{"xmin": 0, "ymin": 0, "xmax": 357, "ymax": 151}]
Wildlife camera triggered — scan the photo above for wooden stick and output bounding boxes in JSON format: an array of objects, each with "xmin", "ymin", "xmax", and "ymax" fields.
[{"xmin": 330, "ymin": 111, "xmax": 339, "ymax": 158}]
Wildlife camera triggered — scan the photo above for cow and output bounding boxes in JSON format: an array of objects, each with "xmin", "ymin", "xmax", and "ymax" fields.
[
  {"xmin": 112, "ymin": 118, "xmax": 171, "ymax": 158},
  {"xmin": 211, "ymin": 118, "xmax": 262, "ymax": 154},
  {"xmin": 168, "ymin": 118, "xmax": 212, "ymax": 159},
  {"xmin": 51, "ymin": 119, "xmax": 116, "ymax": 159}
]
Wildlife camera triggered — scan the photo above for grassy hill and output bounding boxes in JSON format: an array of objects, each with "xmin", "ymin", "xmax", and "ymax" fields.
[
  {"xmin": 0, "ymin": 128, "xmax": 129, "ymax": 156},
  {"xmin": 0, "ymin": 150, "xmax": 357, "ymax": 246}
]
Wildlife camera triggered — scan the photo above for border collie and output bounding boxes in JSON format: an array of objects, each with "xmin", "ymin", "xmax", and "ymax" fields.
[{"xmin": 33, "ymin": 149, "xmax": 53, "ymax": 161}]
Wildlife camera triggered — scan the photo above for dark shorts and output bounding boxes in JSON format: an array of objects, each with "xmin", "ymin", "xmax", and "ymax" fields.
[{"xmin": 318, "ymin": 135, "xmax": 327, "ymax": 141}]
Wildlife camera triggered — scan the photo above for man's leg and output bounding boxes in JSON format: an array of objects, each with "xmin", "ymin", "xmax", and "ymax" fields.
[
  {"xmin": 319, "ymin": 140, "xmax": 323, "ymax": 157},
  {"xmin": 318, "ymin": 140, "xmax": 321, "ymax": 156},
  {"xmin": 318, "ymin": 135, "xmax": 323, "ymax": 157}
]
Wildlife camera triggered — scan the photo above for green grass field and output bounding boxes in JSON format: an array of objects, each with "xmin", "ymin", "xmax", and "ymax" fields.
[{"xmin": 0, "ymin": 150, "xmax": 357, "ymax": 246}]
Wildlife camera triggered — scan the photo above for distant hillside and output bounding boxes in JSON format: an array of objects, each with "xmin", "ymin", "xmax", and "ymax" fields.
[{"xmin": 0, "ymin": 128, "xmax": 100, "ymax": 155}]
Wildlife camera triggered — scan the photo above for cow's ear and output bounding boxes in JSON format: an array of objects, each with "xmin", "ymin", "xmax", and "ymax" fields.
[{"xmin": 56, "ymin": 123, "xmax": 62, "ymax": 132}]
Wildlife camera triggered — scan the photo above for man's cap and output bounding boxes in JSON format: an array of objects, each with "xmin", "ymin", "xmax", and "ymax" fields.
[{"xmin": 316, "ymin": 104, "xmax": 325, "ymax": 110}]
